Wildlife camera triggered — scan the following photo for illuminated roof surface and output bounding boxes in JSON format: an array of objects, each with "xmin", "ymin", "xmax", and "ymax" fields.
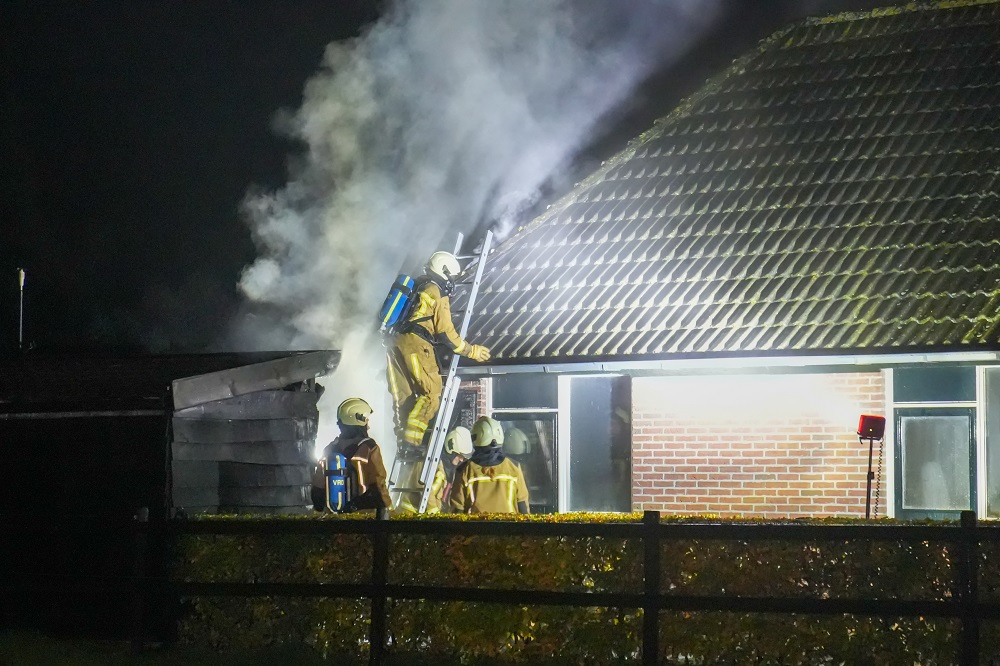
[{"xmin": 465, "ymin": 1, "xmax": 1000, "ymax": 363}]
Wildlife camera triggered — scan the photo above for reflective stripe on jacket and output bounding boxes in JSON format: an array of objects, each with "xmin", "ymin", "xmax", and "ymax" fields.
[
  {"xmin": 450, "ymin": 457, "xmax": 528, "ymax": 514},
  {"xmin": 405, "ymin": 281, "xmax": 468, "ymax": 355}
]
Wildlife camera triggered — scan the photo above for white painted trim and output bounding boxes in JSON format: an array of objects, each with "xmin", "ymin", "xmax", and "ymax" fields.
[
  {"xmin": 977, "ymin": 367, "xmax": 988, "ymax": 517},
  {"xmin": 460, "ymin": 350, "xmax": 1000, "ymax": 376},
  {"xmin": 557, "ymin": 376, "xmax": 571, "ymax": 513},
  {"xmin": 884, "ymin": 369, "xmax": 895, "ymax": 519},
  {"xmin": 891, "ymin": 401, "xmax": 977, "ymax": 409}
]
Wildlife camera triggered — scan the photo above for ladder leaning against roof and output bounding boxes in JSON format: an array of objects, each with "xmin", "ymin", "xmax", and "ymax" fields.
[{"xmin": 387, "ymin": 230, "xmax": 494, "ymax": 513}]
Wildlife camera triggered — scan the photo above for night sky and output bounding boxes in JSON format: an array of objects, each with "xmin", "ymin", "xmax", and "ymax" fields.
[{"xmin": 1, "ymin": 0, "xmax": 897, "ymax": 355}]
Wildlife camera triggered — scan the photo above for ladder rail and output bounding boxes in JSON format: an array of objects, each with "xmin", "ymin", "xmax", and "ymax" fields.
[{"xmin": 415, "ymin": 230, "xmax": 494, "ymax": 512}]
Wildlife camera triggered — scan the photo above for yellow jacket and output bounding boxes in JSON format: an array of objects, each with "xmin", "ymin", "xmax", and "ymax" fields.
[
  {"xmin": 313, "ymin": 435, "xmax": 391, "ymax": 510},
  {"xmin": 405, "ymin": 280, "xmax": 471, "ymax": 355},
  {"xmin": 450, "ymin": 450, "xmax": 529, "ymax": 514}
]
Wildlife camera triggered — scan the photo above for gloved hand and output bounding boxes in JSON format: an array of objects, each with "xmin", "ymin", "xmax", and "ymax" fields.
[{"xmin": 466, "ymin": 344, "xmax": 491, "ymax": 362}]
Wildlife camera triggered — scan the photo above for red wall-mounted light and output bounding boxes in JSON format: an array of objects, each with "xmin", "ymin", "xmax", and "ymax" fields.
[{"xmin": 857, "ymin": 414, "xmax": 886, "ymax": 441}]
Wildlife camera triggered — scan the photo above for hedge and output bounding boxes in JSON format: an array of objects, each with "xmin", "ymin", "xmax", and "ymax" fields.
[{"xmin": 171, "ymin": 513, "xmax": 1000, "ymax": 665}]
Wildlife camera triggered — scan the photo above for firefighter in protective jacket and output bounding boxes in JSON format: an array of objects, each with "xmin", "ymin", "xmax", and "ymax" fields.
[
  {"xmin": 311, "ymin": 397, "xmax": 391, "ymax": 511},
  {"xmin": 451, "ymin": 417, "xmax": 529, "ymax": 514},
  {"xmin": 395, "ymin": 424, "xmax": 473, "ymax": 513},
  {"xmin": 386, "ymin": 251, "xmax": 491, "ymax": 449}
]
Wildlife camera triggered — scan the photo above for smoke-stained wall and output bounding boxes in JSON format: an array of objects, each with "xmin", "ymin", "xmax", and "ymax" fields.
[{"xmin": 235, "ymin": 0, "xmax": 721, "ymax": 450}]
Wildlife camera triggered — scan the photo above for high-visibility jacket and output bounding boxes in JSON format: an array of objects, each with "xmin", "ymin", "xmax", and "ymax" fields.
[
  {"xmin": 403, "ymin": 280, "xmax": 470, "ymax": 355},
  {"xmin": 451, "ymin": 448, "xmax": 529, "ymax": 514},
  {"xmin": 396, "ymin": 455, "xmax": 460, "ymax": 514},
  {"xmin": 388, "ymin": 278, "xmax": 477, "ymax": 447},
  {"xmin": 322, "ymin": 434, "xmax": 391, "ymax": 510}
]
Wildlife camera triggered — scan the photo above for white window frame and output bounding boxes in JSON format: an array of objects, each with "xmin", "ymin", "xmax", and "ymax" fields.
[{"xmin": 886, "ymin": 365, "xmax": 994, "ymax": 520}]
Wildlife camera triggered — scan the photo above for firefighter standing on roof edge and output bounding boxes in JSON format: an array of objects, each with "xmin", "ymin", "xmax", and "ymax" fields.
[
  {"xmin": 395, "ymin": 425, "xmax": 474, "ymax": 513},
  {"xmin": 451, "ymin": 417, "xmax": 529, "ymax": 514},
  {"xmin": 311, "ymin": 397, "xmax": 391, "ymax": 511},
  {"xmin": 386, "ymin": 251, "xmax": 491, "ymax": 451}
]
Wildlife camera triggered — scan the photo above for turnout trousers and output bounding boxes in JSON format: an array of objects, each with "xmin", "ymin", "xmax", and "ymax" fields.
[{"xmin": 386, "ymin": 332, "xmax": 442, "ymax": 447}]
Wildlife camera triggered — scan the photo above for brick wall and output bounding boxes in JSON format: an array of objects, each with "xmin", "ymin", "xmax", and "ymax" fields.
[{"xmin": 632, "ymin": 372, "xmax": 886, "ymax": 518}]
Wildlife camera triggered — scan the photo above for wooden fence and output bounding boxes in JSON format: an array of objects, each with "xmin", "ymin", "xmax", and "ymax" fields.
[{"xmin": 142, "ymin": 510, "xmax": 1000, "ymax": 665}]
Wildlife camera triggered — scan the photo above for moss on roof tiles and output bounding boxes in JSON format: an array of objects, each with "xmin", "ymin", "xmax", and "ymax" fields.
[{"xmin": 475, "ymin": 1, "xmax": 1000, "ymax": 362}]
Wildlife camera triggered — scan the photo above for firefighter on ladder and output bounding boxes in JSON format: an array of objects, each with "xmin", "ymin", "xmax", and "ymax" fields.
[
  {"xmin": 385, "ymin": 251, "xmax": 491, "ymax": 452},
  {"xmin": 451, "ymin": 417, "xmax": 529, "ymax": 514}
]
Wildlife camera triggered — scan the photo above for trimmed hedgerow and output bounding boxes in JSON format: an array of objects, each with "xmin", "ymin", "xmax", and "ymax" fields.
[{"xmin": 172, "ymin": 512, "xmax": 1000, "ymax": 665}]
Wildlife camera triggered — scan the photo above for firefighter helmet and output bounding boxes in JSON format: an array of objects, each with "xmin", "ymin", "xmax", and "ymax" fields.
[
  {"xmin": 426, "ymin": 251, "xmax": 462, "ymax": 281},
  {"xmin": 337, "ymin": 397, "xmax": 372, "ymax": 427},
  {"xmin": 471, "ymin": 416, "xmax": 504, "ymax": 447},
  {"xmin": 504, "ymin": 427, "xmax": 530, "ymax": 456},
  {"xmin": 445, "ymin": 426, "xmax": 473, "ymax": 455}
]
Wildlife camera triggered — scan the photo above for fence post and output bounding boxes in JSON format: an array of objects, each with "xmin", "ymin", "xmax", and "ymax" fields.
[
  {"xmin": 959, "ymin": 510, "xmax": 978, "ymax": 666},
  {"xmin": 643, "ymin": 510, "xmax": 661, "ymax": 666},
  {"xmin": 369, "ymin": 507, "xmax": 390, "ymax": 666},
  {"xmin": 130, "ymin": 507, "xmax": 149, "ymax": 655}
]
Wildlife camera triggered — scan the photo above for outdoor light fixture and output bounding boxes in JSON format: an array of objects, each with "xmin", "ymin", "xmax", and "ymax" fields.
[{"xmin": 857, "ymin": 414, "xmax": 886, "ymax": 519}]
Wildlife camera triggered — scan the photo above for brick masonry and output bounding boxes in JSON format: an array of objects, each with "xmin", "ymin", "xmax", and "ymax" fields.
[{"xmin": 631, "ymin": 372, "xmax": 887, "ymax": 518}]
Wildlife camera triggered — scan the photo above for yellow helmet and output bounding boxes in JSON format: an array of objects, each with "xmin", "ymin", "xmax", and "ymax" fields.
[
  {"xmin": 445, "ymin": 426, "xmax": 473, "ymax": 455},
  {"xmin": 504, "ymin": 427, "xmax": 530, "ymax": 456},
  {"xmin": 337, "ymin": 397, "xmax": 372, "ymax": 427},
  {"xmin": 426, "ymin": 251, "xmax": 462, "ymax": 281},
  {"xmin": 471, "ymin": 416, "xmax": 504, "ymax": 447}
]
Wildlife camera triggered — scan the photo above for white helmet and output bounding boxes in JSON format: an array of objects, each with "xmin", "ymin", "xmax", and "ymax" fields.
[
  {"xmin": 445, "ymin": 426, "xmax": 473, "ymax": 455},
  {"xmin": 337, "ymin": 397, "xmax": 372, "ymax": 427},
  {"xmin": 504, "ymin": 427, "xmax": 530, "ymax": 456},
  {"xmin": 426, "ymin": 251, "xmax": 462, "ymax": 282},
  {"xmin": 471, "ymin": 416, "xmax": 504, "ymax": 447}
]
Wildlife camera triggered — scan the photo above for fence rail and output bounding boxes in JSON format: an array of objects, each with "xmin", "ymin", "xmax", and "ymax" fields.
[{"xmin": 6, "ymin": 510, "xmax": 1000, "ymax": 665}]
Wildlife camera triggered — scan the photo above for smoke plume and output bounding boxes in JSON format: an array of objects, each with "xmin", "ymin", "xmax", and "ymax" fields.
[{"xmin": 236, "ymin": 0, "xmax": 720, "ymax": 450}]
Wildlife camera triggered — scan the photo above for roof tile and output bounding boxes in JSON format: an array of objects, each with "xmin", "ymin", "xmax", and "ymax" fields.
[{"xmin": 472, "ymin": 1, "xmax": 1000, "ymax": 363}]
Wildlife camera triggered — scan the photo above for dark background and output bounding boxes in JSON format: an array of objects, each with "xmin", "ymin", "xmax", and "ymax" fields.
[{"xmin": 1, "ymin": 0, "xmax": 897, "ymax": 354}]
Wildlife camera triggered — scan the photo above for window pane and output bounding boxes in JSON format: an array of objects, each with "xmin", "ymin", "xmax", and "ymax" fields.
[
  {"xmin": 900, "ymin": 415, "xmax": 971, "ymax": 510},
  {"xmin": 568, "ymin": 376, "xmax": 631, "ymax": 512},
  {"xmin": 492, "ymin": 375, "xmax": 557, "ymax": 409},
  {"xmin": 492, "ymin": 413, "xmax": 557, "ymax": 514},
  {"xmin": 986, "ymin": 368, "xmax": 1000, "ymax": 518},
  {"xmin": 894, "ymin": 367, "xmax": 975, "ymax": 403}
]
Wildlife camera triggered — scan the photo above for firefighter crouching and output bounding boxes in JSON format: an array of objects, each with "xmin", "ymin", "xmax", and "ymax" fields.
[
  {"xmin": 311, "ymin": 398, "xmax": 391, "ymax": 512},
  {"xmin": 395, "ymin": 425, "xmax": 473, "ymax": 513},
  {"xmin": 451, "ymin": 417, "xmax": 529, "ymax": 514},
  {"xmin": 385, "ymin": 251, "xmax": 491, "ymax": 451}
]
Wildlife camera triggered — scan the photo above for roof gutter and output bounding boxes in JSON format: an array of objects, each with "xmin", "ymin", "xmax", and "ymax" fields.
[{"xmin": 459, "ymin": 350, "xmax": 1000, "ymax": 376}]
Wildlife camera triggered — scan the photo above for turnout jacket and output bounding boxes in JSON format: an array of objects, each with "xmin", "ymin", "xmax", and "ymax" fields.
[
  {"xmin": 325, "ymin": 434, "xmax": 392, "ymax": 510},
  {"xmin": 404, "ymin": 279, "xmax": 471, "ymax": 355},
  {"xmin": 450, "ymin": 445, "xmax": 529, "ymax": 514}
]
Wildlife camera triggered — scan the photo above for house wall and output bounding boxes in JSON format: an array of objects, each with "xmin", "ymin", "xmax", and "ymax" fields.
[{"xmin": 632, "ymin": 371, "xmax": 887, "ymax": 518}]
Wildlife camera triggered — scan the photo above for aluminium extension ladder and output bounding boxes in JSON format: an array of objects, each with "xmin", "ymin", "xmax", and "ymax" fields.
[{"xmin": 387, "ymin": 230, "xmax": 494, "ymax": 513}]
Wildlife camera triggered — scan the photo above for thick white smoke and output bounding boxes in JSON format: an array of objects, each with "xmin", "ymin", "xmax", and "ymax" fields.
[{"xmin": 236, "ymin": 0, "xmax": 720, "ymax": 453}]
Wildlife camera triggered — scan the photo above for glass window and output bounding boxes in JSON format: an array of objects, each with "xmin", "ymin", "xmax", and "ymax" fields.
[
  {"xmin": 567, "ymin": 376, "xmax": 631, "ymax": 512},
  {"xmin": 492, "ymin": 412, "xmax": 557, "ymax": 514},
  {"xmin": 897, "ymin": 411, "xmax": 973, "ymax": 514},
  {"xmin": 893, "ymin": 367, "xmax": 975, "ymax": 403},
  {"xmin": 492, "ymin": 375, "xmax": 557, "ymax": 409}
]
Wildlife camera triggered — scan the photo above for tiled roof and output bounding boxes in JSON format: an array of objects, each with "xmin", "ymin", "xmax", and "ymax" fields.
[{"xmin": 465, "ymin": 0, "xmax": 1000, "ymax": 364}]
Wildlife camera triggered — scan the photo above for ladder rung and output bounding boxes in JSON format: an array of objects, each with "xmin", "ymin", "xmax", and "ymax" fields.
[{"xmin": 389, "ymin": 486, "xmax": 426, "ymax": 493}]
